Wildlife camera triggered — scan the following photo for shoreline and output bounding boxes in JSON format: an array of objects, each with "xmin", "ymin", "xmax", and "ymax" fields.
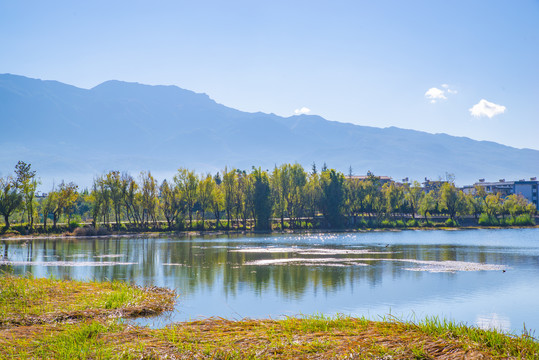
[{"xmin": 1, "ymin": 224, "xmax": 538, "ymax": 242}]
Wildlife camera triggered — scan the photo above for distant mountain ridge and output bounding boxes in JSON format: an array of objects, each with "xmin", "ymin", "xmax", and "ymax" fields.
[{"xmin": 1, "ymin": 73, "xmax": 538, "ymax": 187}]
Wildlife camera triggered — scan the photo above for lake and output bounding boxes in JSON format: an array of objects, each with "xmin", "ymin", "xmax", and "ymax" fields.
[{"xmin": 2, "ymin": 229, "xmax": 539, "ymax": 334}]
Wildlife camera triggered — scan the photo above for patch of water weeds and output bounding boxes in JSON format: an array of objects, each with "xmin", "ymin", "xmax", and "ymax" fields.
[{"xmin": 244, "ymin": 255, "xmax": 507, "ymax": 273}]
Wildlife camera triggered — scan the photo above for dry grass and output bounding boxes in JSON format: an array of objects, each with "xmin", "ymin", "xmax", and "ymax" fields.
[
  {"xmin": 1, "ymin": 316, "xmax": 537, "ymax": 359},
  {"xmin": 0, "ymin": 273, "xmax": 175, "ymax": 328}
]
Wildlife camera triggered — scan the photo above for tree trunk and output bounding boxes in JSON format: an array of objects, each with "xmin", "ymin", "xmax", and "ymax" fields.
[{"xmin": 201, "ymin": 211, "xmax": 205, "ymax": 230}]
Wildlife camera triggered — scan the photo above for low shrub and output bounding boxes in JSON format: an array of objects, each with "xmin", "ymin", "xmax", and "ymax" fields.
[
  {"xmin": 190, "ymin": 221, "xmax": 204, "ymax": 230},
  {"xmin": 444, "ymin": 218, "xmax": 458, "ymax": 227},
  {"xmin": 296, "ymin": 221, "xmax": 312, "ymax": 229},
  {"xmin": 395, "ymin": 220, "xmax": 406, "ymax": 228},
  {"xmin": 420, "ymin": 220, "xmax": 433, "ymax": 227},
  {"xmin": 358, "ymin": 218, "xmax": 368, "ymax": 229},
  {"xmin": 10, "ymin": 224, "xmax": 30, "ymax": 235},
  {"xmin": 380, "ymin": 220, "xmax": 395, "ymax": 228},
  {"xmin": 406, "ymin": 219, "xmax": 419, "ymax": 227},
  {"xmin": 68, "ymin": 220, "xmax": 81, "ymax": 231},
  {"xmin": 478, "ymin": 213, "xmax": 498, "ymax": 226},
  {"xmin": 513, "ymin": 213, "xmax": 535, "ymax": 226}
]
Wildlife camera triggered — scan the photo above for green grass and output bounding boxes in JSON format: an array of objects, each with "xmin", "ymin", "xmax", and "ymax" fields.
[
  {"xmin": 412, "ymin": 316, "xmax": 539, "ymax": 358},
  {"xmin": 0, "ymin": 272, "xmax": 175, "ymax": 327}
]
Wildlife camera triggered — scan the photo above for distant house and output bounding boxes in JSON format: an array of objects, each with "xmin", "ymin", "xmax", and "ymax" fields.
[
  {"xmin": 474, "ymin": 179, "xmax": 514, "ymax": 197},
  {"xmin": 514, "ymin": 178, "xmax": 538, "ymax": 208},
  {"xmin": 347, "ymin": 172, "xmax": 393, "ymax": 186},
  {"xmin": 471, "ymin": 177, "xmax": 538, "ymax": 207}
]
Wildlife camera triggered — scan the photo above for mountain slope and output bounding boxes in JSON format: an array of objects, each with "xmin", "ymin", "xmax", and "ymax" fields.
[{"xmin": 1, "ymin": 74, "xmax": 537, "ymax": 187}]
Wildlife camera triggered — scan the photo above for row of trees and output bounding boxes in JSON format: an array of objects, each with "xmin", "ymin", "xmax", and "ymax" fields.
[{"xmin": 1, "ymin": 162, "xmax": 536, "ymax": 232}]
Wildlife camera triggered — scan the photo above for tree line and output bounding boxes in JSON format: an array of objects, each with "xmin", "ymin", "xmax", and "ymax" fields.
[{"xmin": 0, "ymin": 161, "xmax": 536, "ymax": 233}]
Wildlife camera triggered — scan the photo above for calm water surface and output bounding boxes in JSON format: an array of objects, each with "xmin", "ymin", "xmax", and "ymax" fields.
[{"xmin": 2, "ymin": 229, "xmax": 539, "ymax": 334}]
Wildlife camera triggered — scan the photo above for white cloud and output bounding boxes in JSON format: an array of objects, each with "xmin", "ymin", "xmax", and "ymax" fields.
[
  {"xmin": 425, "ymin": 87, "xmax": 447, "ymax": 103},
  {"xmin": 469, "ymin": 99, "xmax": 506, "ymax": 118},
  {"xmin": 425, "ymin": 84, "xmax": 458, "ymax": 103},
  {"xmin": 294, "ymin": 107, "xmax": 311, "ymax": 115}
]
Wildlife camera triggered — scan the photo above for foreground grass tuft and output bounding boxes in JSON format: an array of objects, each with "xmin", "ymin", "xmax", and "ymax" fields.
[
  {"xmin": 0, "ymin": 272, "xmax": 175, "ymax": 327},
  {"xmin": 412, "ymin": 316, "xmax": 539, "ymax": 358}
]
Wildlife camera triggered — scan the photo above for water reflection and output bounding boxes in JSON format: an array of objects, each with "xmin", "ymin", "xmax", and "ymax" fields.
[{"xmin": 1, "ymin": 229, "xmax": 539, "ymax": 333}]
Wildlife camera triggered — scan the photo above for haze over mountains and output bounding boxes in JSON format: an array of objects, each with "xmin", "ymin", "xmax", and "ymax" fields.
[{"xmin": 1, "ymin": 73, "xmax": 538, "ymax": 188}]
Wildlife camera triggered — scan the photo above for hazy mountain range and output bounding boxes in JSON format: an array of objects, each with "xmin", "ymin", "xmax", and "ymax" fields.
[{"xmin": 1, "ymin": 73, "xmax": 538, "ymax": 188}]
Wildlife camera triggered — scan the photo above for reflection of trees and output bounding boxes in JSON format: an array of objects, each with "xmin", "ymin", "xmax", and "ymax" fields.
[{"xmin": 1, "ymin": 234, "xmax": 537, "ymax": 298}]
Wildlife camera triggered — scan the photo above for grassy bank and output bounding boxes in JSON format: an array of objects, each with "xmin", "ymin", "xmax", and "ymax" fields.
[
  {"xmin": 2, "ymin": 213, "xmax": 537, "ymax": 239},
  {"xmin": 0, "ymin": 274, "xmax": 537, "ymax": 359},
  {"xmin": 1, "ymin": 315, "xmax": 538, "ymax": 359},
  {"xmin": 1, "ymin": 221, "xmax": 539, "ymax": 242},
  {"xmin": 0, "ymin": 273, "xmax": 175, "ymax": 328}
]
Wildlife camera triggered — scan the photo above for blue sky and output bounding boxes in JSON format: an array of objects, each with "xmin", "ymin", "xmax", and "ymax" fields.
[{"xmin": 1, "ymin": 0, "xmax": 538, "ymax": 150}]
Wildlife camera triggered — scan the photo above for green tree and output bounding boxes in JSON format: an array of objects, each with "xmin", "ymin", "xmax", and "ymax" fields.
[
  {"xmin": 50, "ymin": 181, "xmax": 78, "ymax": 228},
  {"xmin": 234, "ymin": 170, "xmax": 250, "ymax": 230},
  {"xmin": 122, "ymin": 174, "xmax": 141, "ymax": 225},
  {"xmin": 251, "ymin": 167, "xmax": 272, "ymax": 230},
  {"xmin": 419, "ymin": 191, "xmax": 436, "ymax": 225},
  {"xmin": 383, "ymin": 182, "xmax": 404, "ymax": 220},
  {"xmin": 222, "ymin": 167, "xmax": 236, "ymax": 229},
  {"xmin": 465, "ymin": 192, "xmax": 484, "ymax": 220},
  {"xmin": 160, "ymin": 179, "xmax": 181, "ymax": 228},
  {"xmin": 304, "ymin": 173, "xmax": 321, "ymax": 226},
  {"xmin": 41, "ymin": 190, "xmax": 56, "ymax": 231},
  {"xmin": 502, "ymin": 194, "xmax": 529, "ymax": 218},
  {"xmin": 0, "ymin": 176, "xmax": 23, "ymax": 230},
  {"xmin": 14, "ymin": 161, "xmax": 39, "ymax": 228},
  {"xmin": 197, "ymin": 174, "xmax": 215, "ymax": 230},
  {"xmin": 362, "ymin": 176, "xmax": 384, "ymax": 223},
  {"xmin": 484, "ymin": 193, "xmax": 501, "ymax": 219},
  {"xmin": 287, "ymin": 164, "xmax": 307, "ymax": 228},
  {"xmin": 91, "ymin": 176, "xmax": 111, "ymax": 226},
  {"xmin": 210, "ymin": 181, "xmax": 224, "ymax": 229},
  {"xmin": 439, "ymin": 182, "xmax": 466, "ymax": 221},
  {"xmin": 174, "ymin": 168, "xmax": 198, "ymax": 229},
  {"xmin": 271, "ymin": 164, "xmax": 291, "ymax": 229},
  {"xmin": 104, "ymin": 171, "xmax": 123, "ymax": 229},
  {"xmin": 140, "ymin": 171, "xmax": 158, "ymax": 225},
  {"xmin": 319, "ymin": 169, "xmax": 345, "ymax": 228},
  {"xmin": 344, "ymin": 177, "xmax": 364, "ymax": 226},
  {"xmin": 404, "ymin": 181, "xmax": 423, "ymax": 219}
]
